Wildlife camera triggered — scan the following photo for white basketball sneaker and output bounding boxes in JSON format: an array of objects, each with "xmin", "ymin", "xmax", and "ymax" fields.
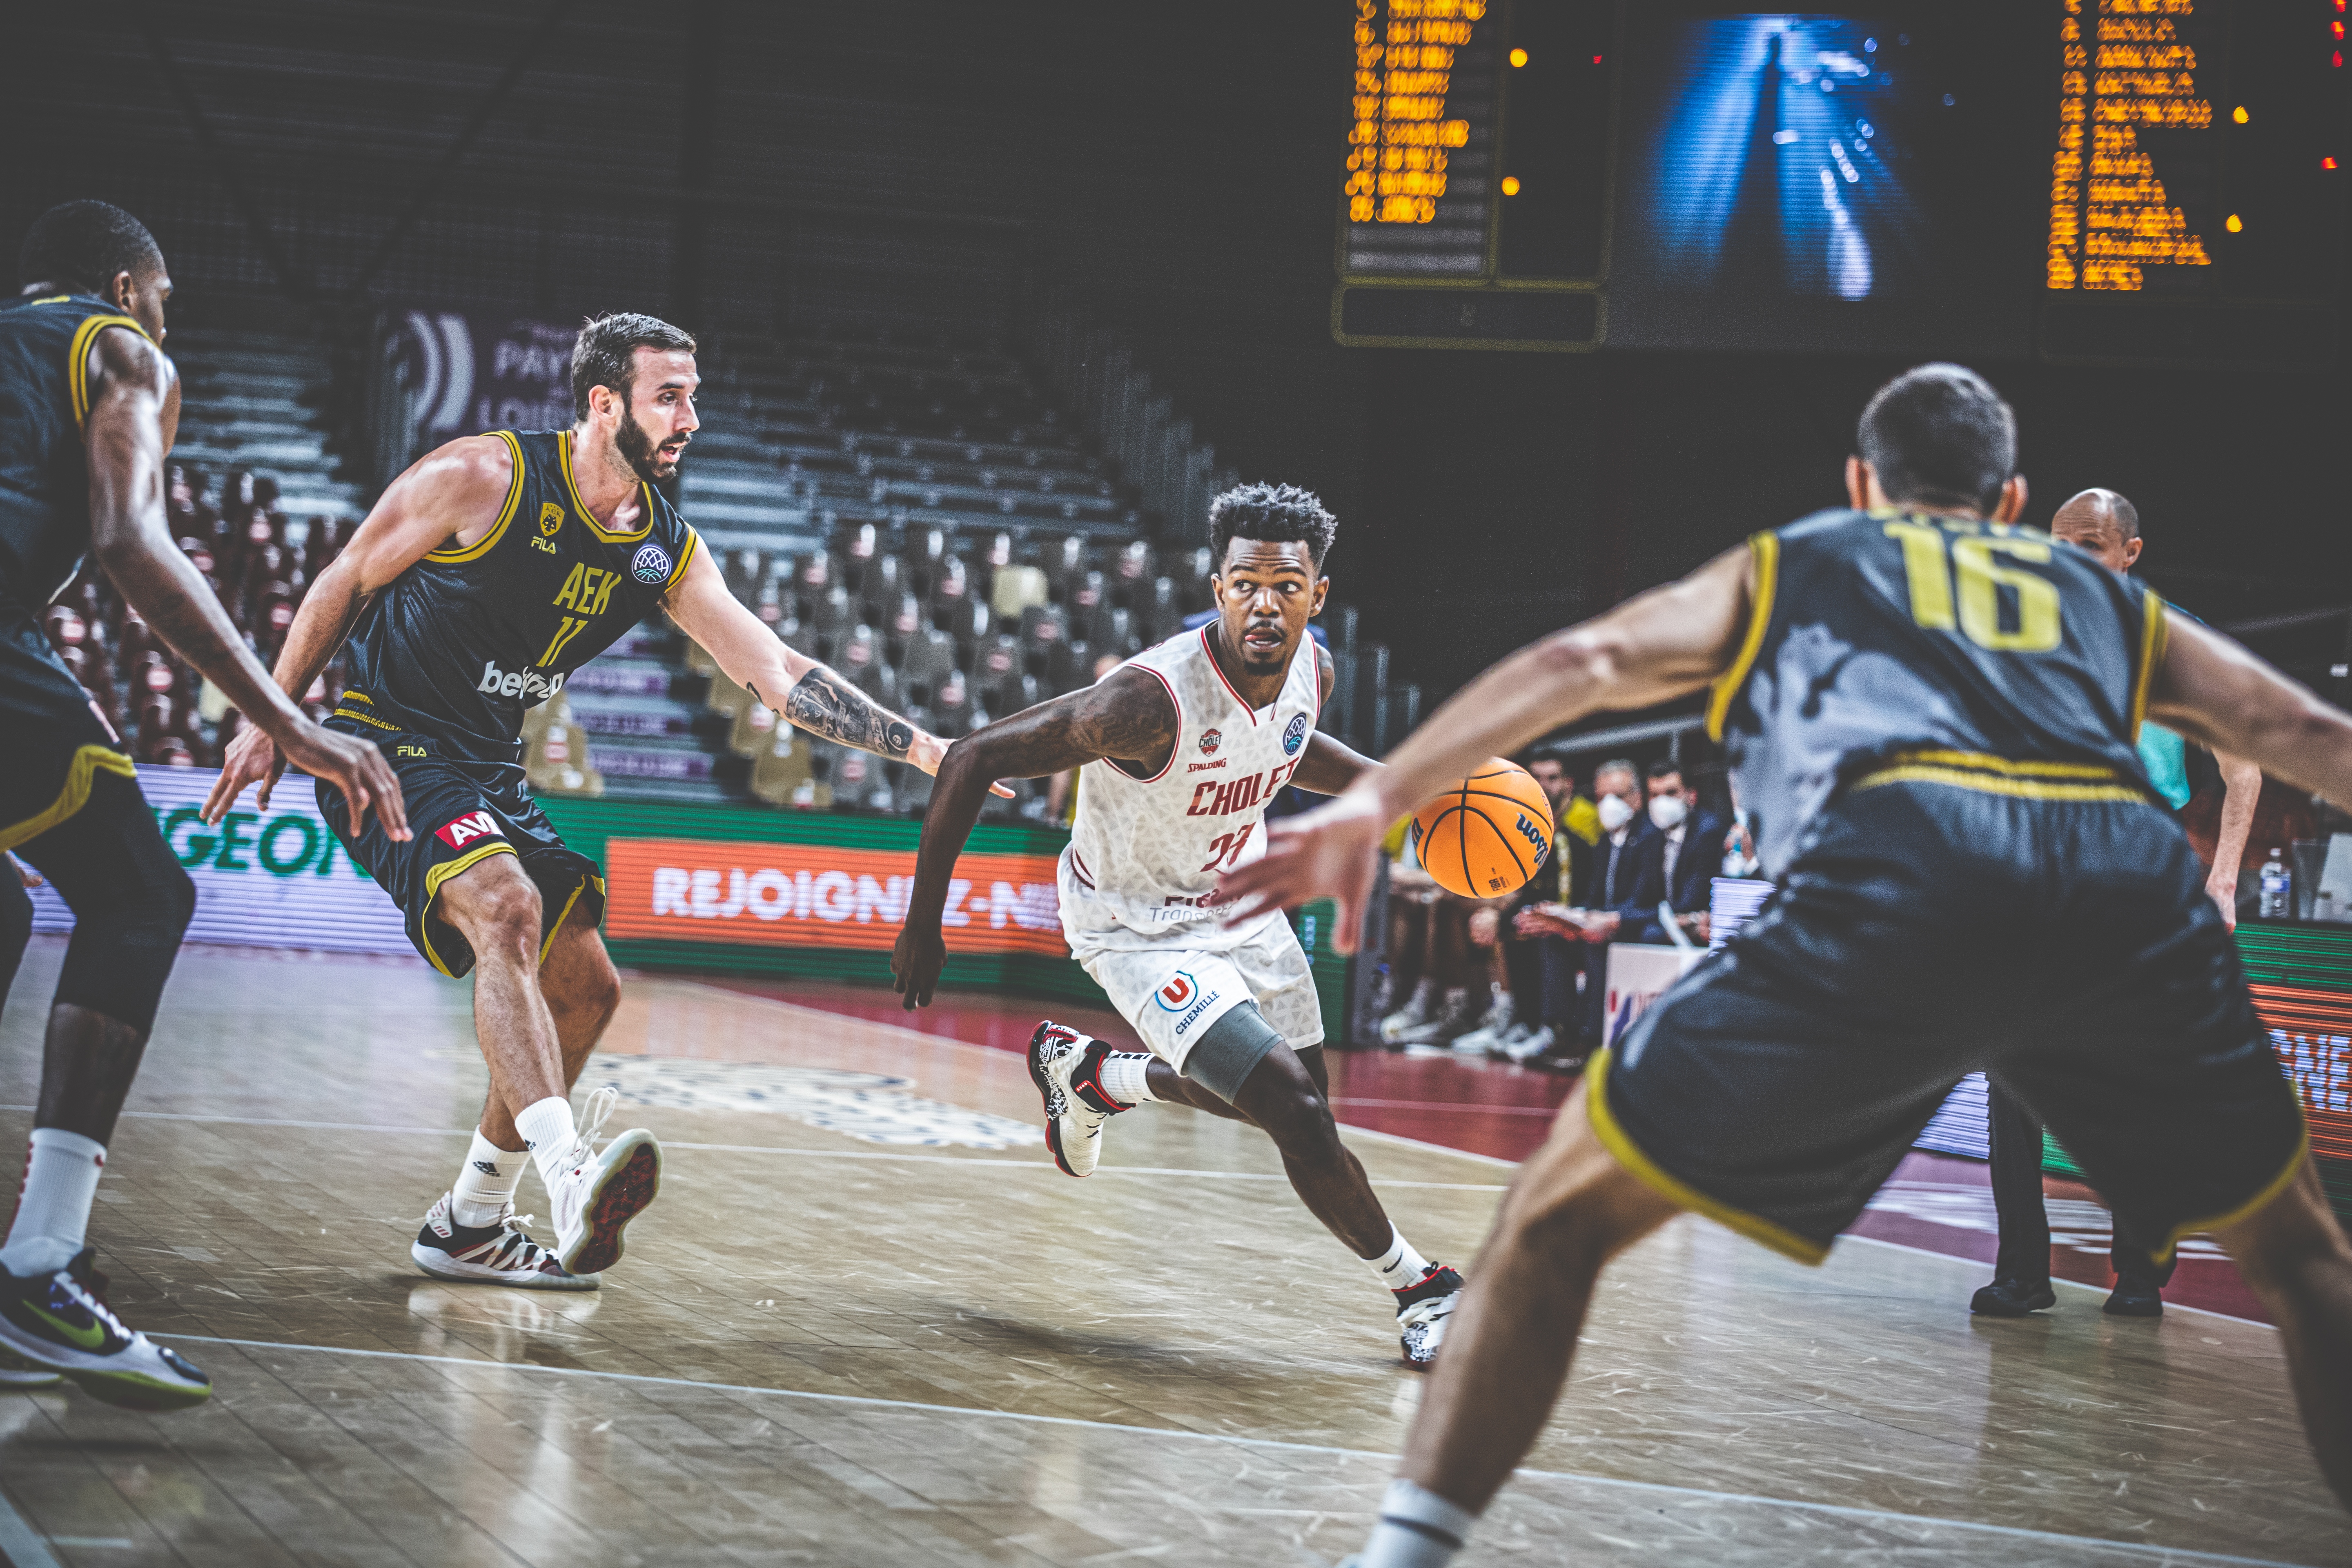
[
  {"xmin": 1029, "ymin": 1020, "xmax": 1126, "ymax": 1178},
  {"xmin": 547, "ymin": 1086, "xmax": 661, "ymax": 1276},
  {"xmin": 412, "ymin": 1193, "xmax": 598, "ymax": 1290},
  {"xmin": 1394, "ymin": 1264, "xmax": 1467, "ymax": 1370}
]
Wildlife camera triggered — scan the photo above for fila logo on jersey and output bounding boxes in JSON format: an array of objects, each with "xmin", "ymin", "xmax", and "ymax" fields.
[
  {"xmin": 434, "ymin": 811, "xmax": 506, "ymax": 851},
  {"xmin": 1283, "ymin": 714, "xmax": 1308, "ymax": 756},
  {"xmin": 1155, "ymin": 972, "xmax": 1198, "ymax": 1010},
  {"xmin": 632, "ymin": 543, "xmax": 673, "ymax": 585},
  {"xmin": 1199, "ymin": 728, "xmax": 1221, "ymax": 755}
]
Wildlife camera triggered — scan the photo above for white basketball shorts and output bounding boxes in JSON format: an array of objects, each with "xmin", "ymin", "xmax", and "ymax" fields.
[{"xmin": 1076, "ymin": 917, "xmax": 1325, "ymax": 1076}]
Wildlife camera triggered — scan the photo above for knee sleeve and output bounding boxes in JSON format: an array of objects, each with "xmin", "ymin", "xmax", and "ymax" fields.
[
  {"xmin": 16, "ymin": 773, "xmax": 193, "ymax": 1033},
  {"xmin": 1180, "ymin": 1000, "xmax": 1287, "ymax": 1104}
]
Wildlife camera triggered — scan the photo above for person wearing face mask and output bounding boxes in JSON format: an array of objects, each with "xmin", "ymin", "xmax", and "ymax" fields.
[
  {"xmin": 1515, "ymin": 757, "xmax": 1659, "ymax": 1057},
  {"xmin": 1634, "ymin": 760, "xmax": 1726, "ymax": 946}
]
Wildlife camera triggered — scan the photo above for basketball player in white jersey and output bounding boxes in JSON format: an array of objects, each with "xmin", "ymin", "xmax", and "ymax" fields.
[{"xmin": 892, "ymin": 484, "xmax": 1466, "ymax": 1367}]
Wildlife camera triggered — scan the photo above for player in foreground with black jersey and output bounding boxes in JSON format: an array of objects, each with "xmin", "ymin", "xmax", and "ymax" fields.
[
  {"xmin": 1226, "ymin": 365, "xmax": 2352, "ymax": 1563},
  {"xmin": 207, "ymin": 312, "xmax": 972, "ymax": 1290},
  {"xmin": 0, "ymin": 201, "xmax": 404, "ymax": 1409}
]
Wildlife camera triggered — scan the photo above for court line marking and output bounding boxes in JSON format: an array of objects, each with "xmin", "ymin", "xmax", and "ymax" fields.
[
  {"xmin": 151, "ymin": 1333, "xmax": 2317, "ymax": 1568},
  {"xmin": 0, "ymin": 1482, "xmax": 63, "ymax": 1568},
  {"xmin": 0, "ymin": 1108, "xmax": 1508, "ymax": 1192}
]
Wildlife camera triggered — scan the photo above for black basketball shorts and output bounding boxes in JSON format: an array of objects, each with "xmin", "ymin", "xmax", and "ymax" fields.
[
  {"xmin": 1590, "ymin": 773, "xmax": 2307, "ymax": 1267},
  {"xmin": 0, "ymin": 594, "xmax": 134, "ymax": 855},
  {"xmin": 317, "ymin": 713, "xmax": 601, "ymax": 978}
]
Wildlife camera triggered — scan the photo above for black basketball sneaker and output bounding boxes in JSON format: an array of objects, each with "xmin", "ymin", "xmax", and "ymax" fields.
[
  {"xmin": 412, "ymin": 1193, "xmax": 597, "ymax": 1290},
  {"xmin": 0, "ymin": 1248, "xmax": 211, "ymax": 1410}
]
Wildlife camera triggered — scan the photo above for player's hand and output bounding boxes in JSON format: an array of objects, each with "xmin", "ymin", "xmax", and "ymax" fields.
[
  {"xmin": 906, "ymin": 730, "xmax": 1015, "ymax": 799},
  {"xmin": 2206, "ymin": 871, "xmax": 2238, "ymax": 931},
  {"xmin": 278, "ymin": 722, "xmax": 411, "ymax": 842},
  {"xmin": 1216, "ymin": 787, "xmax": 1387, "ymax": 951},
  {"xmin": 204, "ymin": 723, "xmax": 288, "ymax": 822},
  {"xmin": 891, "ymin": 920, "xmax": 947, "ymax": 1009}
]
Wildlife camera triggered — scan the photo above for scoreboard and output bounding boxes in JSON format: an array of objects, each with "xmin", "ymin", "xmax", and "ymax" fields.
[{"xmin": 1333, "ymin": 0, "xmax": 2348, "ymax": 362}]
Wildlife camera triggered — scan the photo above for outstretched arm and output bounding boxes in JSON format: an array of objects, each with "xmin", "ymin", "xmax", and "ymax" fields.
[
  {"xmin": 2147, "ymin": 616, "xmax": 2352, "ymax": 811},
  {"xmin": 2205, "ymin": 750, "xmax": 2263, "ymax": 927},
  {"xmin": 890, "ymin": 668, "xmax": 1178, "ymax": 1007},
  {"xmin": 1218, "ymin": 545, "xmax": 1753, "ymax": 946},
  {"xmin": 664, "ymin": 545, "xmax": 973, "ymax": 780}
]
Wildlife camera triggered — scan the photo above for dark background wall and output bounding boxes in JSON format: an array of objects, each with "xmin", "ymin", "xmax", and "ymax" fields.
[{"xmin": 8, "ymin": 0, "xmax": 2346, "ymax": 697}]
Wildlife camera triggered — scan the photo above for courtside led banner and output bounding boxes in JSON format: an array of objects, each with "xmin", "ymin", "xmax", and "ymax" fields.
[
  {"xmin": 2250, "ymin": 984, "xmax": 2352, "ymax": 1165},
  {"xmin": 27, "ymin": 765, "xmax": 412, "ymax": 956},
  {"xmin": 603, "ymin": 837, "xmax": 1068, "ymax": 956}
]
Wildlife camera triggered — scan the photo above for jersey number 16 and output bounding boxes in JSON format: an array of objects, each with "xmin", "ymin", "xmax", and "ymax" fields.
[{"xmin": 1882, "ymin": 521, "xmax": 2062, "ymax": 654}]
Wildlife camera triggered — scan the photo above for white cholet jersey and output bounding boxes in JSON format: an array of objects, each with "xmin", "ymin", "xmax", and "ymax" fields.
[{"xmin": 1059, "ymin": 624, "xmax": 1321, "ymax": 954}]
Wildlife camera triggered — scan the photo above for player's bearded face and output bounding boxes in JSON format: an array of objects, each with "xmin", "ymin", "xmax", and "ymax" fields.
[{"xmin": 615, "ymin": 402, "xmax": 683, "ymax": 482}]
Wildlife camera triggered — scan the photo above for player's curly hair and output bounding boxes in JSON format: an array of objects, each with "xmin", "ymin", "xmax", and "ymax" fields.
[
  {"xmin": 1857, "ymin": 363, "xmax": 2016, "ymax": 516},
  {"xmin": 1208, "ymin": 482, "xmax": 1338, "ymax": 570},
  {"xmin": 18, "ymin": 200, "xmax": 162, "ymax": 295}
]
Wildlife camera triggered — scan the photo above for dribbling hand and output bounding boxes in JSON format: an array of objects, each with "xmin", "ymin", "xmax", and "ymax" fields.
[
  {"xmin": 203, "ymin": 720, "xmax": 410, "ymax": 843},
  {"xmin": 1214, "ymin": 788, "xmax": 1388, "ymax": 951}
]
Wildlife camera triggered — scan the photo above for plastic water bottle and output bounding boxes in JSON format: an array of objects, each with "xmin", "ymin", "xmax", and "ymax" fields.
[{"xmin": 2260, "ymin": 849, "xmax": 2292, "ymax": 919}]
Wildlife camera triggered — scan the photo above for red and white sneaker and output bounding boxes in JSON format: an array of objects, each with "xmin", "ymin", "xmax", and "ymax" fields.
[
  {"xmin": 412, "ymin": 1193, "xmax": 597, "ymax": 1290},
  {"xmin": 548, "ymin": 1086, "xmax": 661, "ymax": 1276},
  {"xmin": 1028, "ymin": 1021, "xmax": 1126, "ymax": 1178},
  {"xmin": 1394, "ymin": 1264, "xmax": 1466, "ymax": 1370}
]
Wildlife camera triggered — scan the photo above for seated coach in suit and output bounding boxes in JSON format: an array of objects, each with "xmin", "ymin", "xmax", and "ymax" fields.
[{"xmin": 1633, "ymin": 758, "xmax": 1724, "ymax": 947}]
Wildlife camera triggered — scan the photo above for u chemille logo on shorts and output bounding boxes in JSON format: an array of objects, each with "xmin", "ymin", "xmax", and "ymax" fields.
[
  {"xmin": 1282, "ymin": 713, "xmax": 1308, "ymax": 756},
  {"xmin": 631, "ymin": 542, "xmax": 673, "ymax": 584},
  {"xmin": 1155, "ymin": 971, "xmax": 1198, "ymax": 1011}
]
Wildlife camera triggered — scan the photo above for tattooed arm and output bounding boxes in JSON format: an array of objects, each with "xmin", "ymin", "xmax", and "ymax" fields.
[
  {"xmin": 891, "ymin": 668, "xmax": 1178, "ymax": 1007},
  {"xmin": 665, "ymin": 543, "xmax": 951, "ymax": 772}
]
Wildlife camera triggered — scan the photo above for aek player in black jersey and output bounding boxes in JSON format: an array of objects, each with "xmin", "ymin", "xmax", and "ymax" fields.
[
  {"xmin": 205, "ymin": 312, "xmax": 969, "ymax": 1291},
  {"xmin": 0, "ymin": 202, "xmax": 404, "ymax": 1410},
  {"xmin": 1231, "ymin": 366, "xmax": 2352, "ymax": 1563}
]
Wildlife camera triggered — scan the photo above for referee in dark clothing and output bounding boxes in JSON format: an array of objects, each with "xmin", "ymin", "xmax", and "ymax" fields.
[{"xmin": 1971, "ymin": 488, "xmax": 2260, "ymax": 1320}]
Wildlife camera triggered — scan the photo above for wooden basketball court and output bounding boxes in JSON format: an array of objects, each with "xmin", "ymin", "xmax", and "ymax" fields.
[{"xmin": 0, "ymin": 938, "xmax": 2342, "ymax": 1567}]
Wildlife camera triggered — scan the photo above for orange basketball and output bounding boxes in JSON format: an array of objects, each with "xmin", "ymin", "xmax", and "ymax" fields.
[{"xmin": 1407, "ymin": 758, "xmax": 1555, "ymax": 899}]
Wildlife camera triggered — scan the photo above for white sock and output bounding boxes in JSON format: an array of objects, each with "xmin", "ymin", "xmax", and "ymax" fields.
[
  {"xmin": 1, "ymin": 1129, "xmax": 106, "ymax": 1278},
  {"xmin": 1368, "ymin": 1225, "xmax": 1434, "ymax": 1292},
  {"xmin": 1359, "ymin": 1479, "xmax": 1476, "ymax": 1568},
  {"xmin": 1098, "ymin": 1052, "xmax": 1158, "ymax": 1107},
  {"xmin": 514, "ymin": 1096, "xmax": 580, "ymax": 1191},
  {"xmin": 451, "ymin": 1131, "xmax": 530, "ymax": 1227}
]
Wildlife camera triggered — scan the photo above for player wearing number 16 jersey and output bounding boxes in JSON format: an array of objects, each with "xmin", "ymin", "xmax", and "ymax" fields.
[{"xmin": 893, "ymin": 483, "xmax": 1466, "ymax": 1370}]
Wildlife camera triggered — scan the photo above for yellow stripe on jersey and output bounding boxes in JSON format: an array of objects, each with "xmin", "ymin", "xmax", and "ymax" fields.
[
  {"xmin": 425, "ymin": 430, "xmax": 526, "ymax": 563},
  {"xmin": 67, "ymin": 313, "xmax": 153, "ymax": 427},
  {"xmin": 1706, "ymin": 531, "xmax": 1780, "ymax": 742},
  {"xmin": 558, "ymin": 430, "xmax": 654, "ymax": 543}
]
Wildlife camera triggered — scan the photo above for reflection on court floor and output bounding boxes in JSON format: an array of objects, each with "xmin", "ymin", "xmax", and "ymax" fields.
[{"xmin": 0, "ymin": 940, "xmax": 2340, "ymax": 1566}]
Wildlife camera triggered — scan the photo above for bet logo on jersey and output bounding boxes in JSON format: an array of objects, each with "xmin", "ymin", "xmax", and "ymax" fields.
[
  {"xmin": 1199, "ymin": 728, "xmax": 1221, "ymax": 755},
  {"xmin": 632, "ymin": 543, "xmax": 673, "ymax": 584},
  {"xmin": 433, "ymin": 811, "xmax": 506, "ymax": 851},
  {"xmin": 1282, "ymin": 714, "xmax": 1308, "ymax": 756},
  {"xmin": 1154, "ymin": 971, "xmax": 1198, "ymax": 1011}
]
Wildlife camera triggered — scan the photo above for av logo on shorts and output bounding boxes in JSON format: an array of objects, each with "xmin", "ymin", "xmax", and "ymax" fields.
[
  {"xmin": 1282, "ymin": 713, "xmax": 1308, "ymax": 756},
  {"xmin": 1155, "ymin": 971, "xmax": 1199, "ymax": 1011},
  {"xmin": 1199, "ymin": 728, "xmax": 1222, "ymax": 755},
  {"xmin": 631, "ymin": 542, "xmax": 673, "ymax": 584},
  {"xmin": 434, "ymin": 811, "xmax": 506, "ymax": 851}
]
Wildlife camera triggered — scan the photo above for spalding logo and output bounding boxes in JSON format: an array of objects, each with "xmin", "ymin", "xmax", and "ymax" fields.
[
  {"xmin": 1282, "ymin": 713, "xmax": 1308, "ymax": 756},
  {"xmin": 631, "ymin": 543, "xmax": 673, "ymax": 584},
  {"xmin": 1155, "ymin": 971, "xmax": 1198, "ymax": 1011}
]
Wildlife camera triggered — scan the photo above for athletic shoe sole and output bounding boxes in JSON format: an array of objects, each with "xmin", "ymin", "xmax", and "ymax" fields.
[
  {"xmin": 410, "ymin": 1241, "xmax": 601, "ymax": 1291},
  {"xmin": 1027, "ymin": 1021, "xmax": 1090, "ymax": 1178},
  {"xmin": 558, "ymin": 1133, "xmax": 661, "ymax": 1276},
  {"xmin": 0, "ymin": 1346, "xmax": 60, "ymax": 1388},
  {"xmin": 0, "ymin": 1317, "xmax": 210, "ymax": 1411}
]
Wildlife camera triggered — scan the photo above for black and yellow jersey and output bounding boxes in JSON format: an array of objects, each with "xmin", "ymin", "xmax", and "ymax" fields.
[
  {"xmin": 1708, "ymin": 507, "xmax": 2163, "ymax": 878},
  {"xmin": 0, "ymin": 292, "xmax": 153, "ymax": 605},
  {"xmin": 335, "ymin": 429, "xmax": 699, "ymax": 780}
]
